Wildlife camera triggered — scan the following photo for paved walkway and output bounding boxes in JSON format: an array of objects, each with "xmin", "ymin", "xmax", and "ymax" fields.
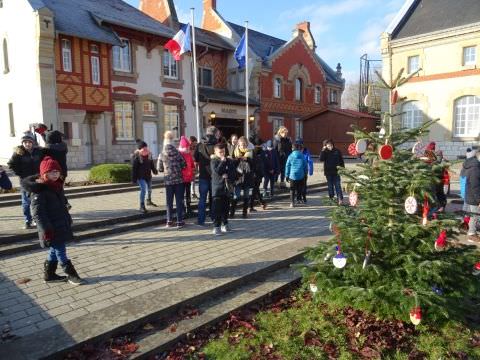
[{"xmin": 0, "ymin": 193, "xmax": 330, "ymax": 341}]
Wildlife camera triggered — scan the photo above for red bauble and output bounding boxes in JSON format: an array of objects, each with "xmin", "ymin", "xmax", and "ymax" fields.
[
  {"xmin": 348, "ymin": 143, "xmax": 358, "ymax": 156},
  {"xmin": 379, "ymin": 144, "xmax": 393, "ymax": 160},
  {"xmin": 435, "ymin": 230, "xmax": 447, "ymax": 251},
  {"xmin": 409, "ymin": 307, "xmax": 422, "ymax": 325}
]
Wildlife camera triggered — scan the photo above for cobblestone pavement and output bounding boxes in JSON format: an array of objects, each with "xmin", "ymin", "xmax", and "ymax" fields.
[{"xmin": 0, "ymin": 193, "xmax": 331, "ymax": 339}]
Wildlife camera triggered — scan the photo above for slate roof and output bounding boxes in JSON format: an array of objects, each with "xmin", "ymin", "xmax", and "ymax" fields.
[
  {"xmin": 27, "ymin": 0, "xmax": 175, "ymax": 45},
  {"xmin": 179, "ymin": 23, "xmax": 234, "ymax": 50},
  {"xmin": 199, "ymin": 87, "xmax": 260, "ymax": 106},
  {"xmin": 392, "ymin": 0, "xmax": 480, "ymax": 40}
]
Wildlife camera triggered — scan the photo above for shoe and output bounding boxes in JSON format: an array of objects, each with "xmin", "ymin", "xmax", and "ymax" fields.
[
  {"xmin": 43, "ymin": 260, "xmax": 67, "ymax": 283},
  {"xmin": 467, "ymin": 234, "xmax": 480, "ymax": 243},
  {"xmin": 212, "ymin": 227, "xmax": 222, "ymax": 236},
  {"xmin": 229, "ymin": 200, "xmax": 237, "ymax": 218},
  {"xmin": 62, "ymin": 260, "xmax": 84, "ymax": 286},
  {"xmin": 262, "ymin": 203, "xmax": 267, "ymax": 210},
  {"xmin": 249, "ymin": 208, "xmax": 257, "ymax": 213},
  {"xmin": 166, "ymin": 221, "xmax": 174, "ymax": 228},
  {"xmin": 221, "ymin": 224, "xmax": 232, "ymax": 233},
  {"xmin": 290, "ymin": 203, "xmax": 295, "ymax": 208},
  {"xmin": 23, "ymin": 222, "xmax": 33, "ymax": 230},
  {"xmin": 139, "ymin": 205, "xmax": 147, "ymax": 214},
  {"xmin": 176, "ymin": 221, "xmax": 185, "ymax": 229},
  {"xmin": 242, "ymin": 210, "xmax": 248, "ymax": 219},
  {"xmin": 146, "ymin": 199, "xmax": 158, "ymax": 207},
  {"xmin": 66, "ymin": 203, "xmax": 72, "ymax": 211}
]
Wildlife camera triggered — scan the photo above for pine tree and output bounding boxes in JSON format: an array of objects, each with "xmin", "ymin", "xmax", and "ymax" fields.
[{"xmin": 303, "ymin": 69, "xmax": 480, "ymax": 326}]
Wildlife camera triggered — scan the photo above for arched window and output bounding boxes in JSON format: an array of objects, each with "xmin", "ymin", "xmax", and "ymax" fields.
[
  {"xmin": 402, "ymin": 101, "xmax": 423, "ymax": 129},
  {"xmin": 3, "ymin": 38, "xmax": 9, "ymax": 73},
  {"xmin": 295, "ymin": 78, "xmax": 303, "ymax": 101},
  {"xmin": 454, "ymin": 96, "xmax": 480, "ymax": 137},
  {"xmin": 274, "ymin": 78, "xmax": 282, "ymax": 98},
  {"xmin": 315, "ymin": 86, "xmax": 321, "ymax": 104}
]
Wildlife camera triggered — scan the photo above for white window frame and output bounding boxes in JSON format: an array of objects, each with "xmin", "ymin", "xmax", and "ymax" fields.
[
  {"xmin": 407, "ymin": 55, "xmax": 420, "ymax": 74},
  {"xmin": 143, "ymin": 101, "xmax": 157, "ymax": 117},
  {"xmin": 274, "ymin": 78, "xmax": 282, "ymax": 98},
  {"xmin": 113, "ymin": 39, "xmax": 132, "ymax": 73},
  {"xmin": 163, "ymin": 50, "xmax": 178, "ymax": 79},
  {"xmin": 463, "ymin": 46, "xmax": 477, "ymax": 66},
  {"xmin": 329, "ymin": 89, "xmax": 338, "ymax": 104},
  {"xmin": 61, "ymin": 38, "xmax": 72, "ymax": 73},
  {"xmin": 401, "ymin": 101, "xmax": 423, "ymax": 129},
  {"xmin": 90, "ymin": 45, "xmax": 100, "ymax": 85},
  {"xmin": 295, "ymin": 118, "xmax": 303, "ymax": 139},
  {"xmin": 272, "ymin": 118, "xmax": 284, "ymax": 136},
  {"xmin": 454, "ymin": 96, "xmax": 480, "ymax": 137},
  {"xmin": 164, "ymin": 105, "xmax": 180, "ymax": 138},
  {"xmin": 198, "ymin": 67, "xmax": 213, "ymax": 87},
  {"xmin": 114, "ymin": 101, "xmax": 134, "ymax": 140},
  {"xmin": 315, "ymin": 86, "xmax": 321, "ymax": 104},
  {"xmin": 295, "ymin": 78, "xmax": 303, "ymax": 101}
]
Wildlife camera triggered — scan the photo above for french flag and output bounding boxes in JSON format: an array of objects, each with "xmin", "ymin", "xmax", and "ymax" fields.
[{"xmin": 164, "ymin": 23, "xmax": 192, "ymax": 61}]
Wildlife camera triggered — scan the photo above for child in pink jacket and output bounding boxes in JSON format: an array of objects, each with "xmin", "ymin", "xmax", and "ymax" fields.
[{"xmin": 179, "ymin": 136, "xmax": 195, "ymax": 217}]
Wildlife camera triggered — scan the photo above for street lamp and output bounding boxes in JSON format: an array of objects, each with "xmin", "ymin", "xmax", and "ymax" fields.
[
  {"xmin": 249, "ymin": 114, "xmax": 255, "ymax": 122},
  {"xmin": 210, "ymin": 111, "xmax": 216, "ymax": 120}
]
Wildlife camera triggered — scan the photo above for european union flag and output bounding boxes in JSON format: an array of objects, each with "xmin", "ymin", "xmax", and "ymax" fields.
[{"xmin": 234, "ymin": 33, "xmax": 246, "ymax": 69}]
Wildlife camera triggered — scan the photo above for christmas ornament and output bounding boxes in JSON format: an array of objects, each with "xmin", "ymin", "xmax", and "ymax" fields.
[
  {"xmin": 355, "ymin": 139, "xmax": 368, "ymax": 154},
  {"xmin": 434, "ymin": 230, "xmax": 447, "ymax": 251},
  {"xmin": 309, "ymin": 283, "xmax": 318, "ymax": 294},
  {"xmin": 391, "ymin": 90, "xmax": 399, "ymax": 106},
  {"xmin": 404, "ymin": 196, "xmax": 418, "ymax": 214},
  {"xmin": 348, "ymin": 143, "xmax": 358, "ymax": 156},
  {"xmin": 333, "ymin": 244, "xmax": 347, "ymax": 269},
  {"xmin": 362, "ymin": 250, "xmax": 371, "ymax": 270},
  {"xmin": 379, "ymin": 128, "xmax": 386, "ymax": 138},
  {"xmin": 409, "ymin": 307, "xmax": 422, "ymax": 326},
  {"xmin": 379, "ymin": 144, "xmax": 393, "ymax": 160},
  {"xmin": 422, "ymin": 196, "xmax": 429, "ymax": 226},
  {"xmin": 473, "ymin": 262, "xmax": 480, "ymax": 276},
  {"xmin": 462, "ymin": 216, "xmax": 471, "ymax": 231},
  {"xmin": 431, "ymin": 285, "xmax": 444, "ymax": 296},
  {"xmin": 363, "ymin": 94, "xmax": 370, "ymax": 108},
  {"xmin": 349, "ymin": 191, "xmax": 358, "ymax": 207}
]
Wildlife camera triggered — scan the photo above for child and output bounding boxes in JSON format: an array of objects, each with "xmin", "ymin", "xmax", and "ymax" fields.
[
  {"xmin": 320, "ymin": 139, "xmax": 345, "ymax": 205},
  {"xmin": 263, "ymin": 140, "xmax": 279, "ymax": 198},
  {"xmin": 0, "ymin": 165, "xmax": 13, "ymax": 192},
  {"xmin": 132, "ymin": 140, "xmax": 158, "ymax": 213},
  {"xmin": 232, "ymin": 136, "xmax": 254, "ymax": 218},
  {"xmin": 178, "ymin": 136, "xmax": 195, "ymax": 217},
  {"xmin": 298, "ymin": 140, "xmax": 314, "ymax": 203},
  {"xmin": 250, "ymin": 136, "xmax": 267, "ymax": 211},
  {"xmin": 285, "ymin": 140, "xmax": 308, "ymax": 208},
  {"xmin": 22, "ymin": 156, "xmax": 83, "ymax": 285},
  {"xmin": 211, "ymin": 143, "xmax": 236, "ymax": 235},
  {"xmin": 189, "ymin": 136, "xmax": 199, "ymax": 200}
]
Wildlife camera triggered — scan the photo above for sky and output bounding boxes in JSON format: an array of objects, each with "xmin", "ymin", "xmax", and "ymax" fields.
[{"xmin": 125, "ymin": 0, "xmax": 406, "ymax": 83}]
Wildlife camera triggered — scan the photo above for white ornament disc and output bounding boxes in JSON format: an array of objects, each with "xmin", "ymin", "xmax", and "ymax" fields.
[
  {"xmin": 355, "ymin": 139, "xmax": 368, "ymax": 154},
  {"xmin": 410, "ymin": 313, "xmax": 422, "ymax": 326},
  {"xmin": 309, "ymin": 283, "xmax": 318, "ymax": 293},
  {"xmin": 349, "ymin": 191, "xmax": 358, "ymax": 207},
  {"xmin": 333, "ymin": 253, "xmax": 347, "ymax": 269},
  {"xmin": 404, "ymin": 196, "xmax": 418, "ymax": 214}
]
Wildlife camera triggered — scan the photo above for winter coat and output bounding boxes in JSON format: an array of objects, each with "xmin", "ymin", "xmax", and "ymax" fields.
[
  {"xmin": 264, "ymin": 149, "xmax": 280, "ymax": 176},
  {"xmin": 194, "ymin": 135, "xmax": 217, "ymax": 180},
  {"xmin": 210, "ymin": 156, "xmax": 237, "ymax": 197},
  {"xmin": 252, "ymin": 146, "xmax": 267, "ymax": 180},
  {"xmin": 43, "ymin": 142, "xmax": 68, "ymax": 178},
  {"xmin": 158, "ymin": 144, "xmax": 186, "ymax": 186},
  {"xmin": 21, "ymin": 175, "xmax": 73, "ymax": 248},
  {"xmin": 273, "ymin": 135, "xmax": 292, "ymax": 159},
  {"xmin": 320, "ymin": 148, "xmax": 344, "ymax": 176},
  {"xmin": 7, "ymin": 146, "xmax": 43, "ymax": 180},
  {"xmin": 463, "ymin": 157, "xmax": 480, "ymax": 206},
  {"xmin": 286, "ymin": 150, "xmax": 308, "ymax": 181},
  {"xmin": 131, "ymin": 152, "xmax": 157, "ymax": 183},
  {"xmin": 233, "ymin": 148, "xmax": 254, "ymax": 188},
  {"xmin": 0, "ymin": 169, "xmax": 12, "ymax": 190},
  {"xmin": 180, "ymin": 150, "xmax": 195, "ymax": 183},
  {"xmin": 303, "ymin": 148, "xmax": 314, "ymax": 176},
  {"xmin": 227, "ymin": 142, "xmax": 237, "ymax": 158}
]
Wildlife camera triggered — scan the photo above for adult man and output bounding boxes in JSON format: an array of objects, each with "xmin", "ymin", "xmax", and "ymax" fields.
[
  {"xmin": 8, "ymin": 132, "xmax": 43, "ymax": 229},
  {"xmin": 320, "ymin": 139, "xmax": 345, "ymax": 205}
]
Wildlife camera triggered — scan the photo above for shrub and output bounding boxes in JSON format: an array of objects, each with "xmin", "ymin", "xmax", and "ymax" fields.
[{"xmin": 89, "ymin": 164, "xmax": 131, "ymax": 184}]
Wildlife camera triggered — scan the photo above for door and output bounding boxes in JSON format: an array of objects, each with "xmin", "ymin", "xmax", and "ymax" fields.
[
  {"xmin": 143, "ymin": 122, "xmax": 159, "ymax": 159},
  {"xmin": 82, "ymin": 123, "xmax": 92, "ymax": 166}
]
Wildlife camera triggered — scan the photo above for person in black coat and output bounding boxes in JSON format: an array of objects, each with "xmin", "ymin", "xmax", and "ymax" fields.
[
  {"xmin": 263, "ymin": 140, "xmax": 280, "ymax": 197},
  {"xmin": 320, "ymin": 139, "xmax": 345, "ymax": 204},
  {"xmin": 463, "ymin": 153, "xmax": 480, "ymax": 242},
  {"xmin": 8, "ymin": 132, "xmax": 44, "ymax": 229},
  {"xmin": 232, "ymin": 136, "xmax": 254, "ymax": 218},
  {"xmin": 21, "ymin": 156, "xmax": 83, "ymax": 285},
  {"xmin": 43, "ymin": 130, "xmax": 68, "ymax": 178},
  {"xmin": 273, "ymin": 126, "xmax": 292, "ymax": 187},
  {"xmin": 249, "ymin": 136, "xmax": 267, "ymax": 211},
  {"xmin": 132, "ymin": 140, "xmax": 158, "ymax": 213}
]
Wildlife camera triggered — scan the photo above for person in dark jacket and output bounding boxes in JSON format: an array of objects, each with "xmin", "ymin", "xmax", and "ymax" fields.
[
  {"xmin": 8, "ymin": 132, "xmax": 44, "ymax": 229},
  {"xmin": 227, "ymin": 134, "xmax": 238, "ymax": 157},
  {"xmin": 42, "ymin": 130, "xmax": 68, "ymax": 178},
  {"xmin": 463, "ymin": 152, "xmax": 480, "ymax": 243},
  {"xmin": 249, "ymin": 136, "xmax": 267, "ymax": 211},
  {"xmin": 263, "ymin": 140, "xmax": 279, "ymax": 198},
  {"xmin": 273, "ymin": 126, "xmax": 292, "ymax": 187},
  {"xmin": 210, "ymin": 143, "xmax": 237, "ymax": 236},
  {"xmin": 194, "ymin": 126, "xmax": 218, "ymax": 225},
  {"xmin": 232, "ymin": 136, "xmax": 254, "ymax": 218},
  {"xmin": 132, "ymin": 140, "xmax": 158, "ymax": 213},
  {"xmin": 0, "ymin": 165, "xmax": 12, "ymax": 192},
  {"xmin": 320, "ymin": 139, "xmax": 345, "ymax": 205},
  {"xmin": 22, "ymin": 156, "xmax": 83, "ymax": 285}
]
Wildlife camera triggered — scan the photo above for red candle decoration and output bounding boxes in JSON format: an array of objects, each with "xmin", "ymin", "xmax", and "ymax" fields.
[
  {"xmin": 434, "ymin": 230, "xmax": 447, "ymax": 251},
  {"xmin": 379, "ymin": 144, "xmax": 393, "ymax": 160},
  {"xmin": 409, "ymin": 307, "xmax": 422, "ymax": 325}
]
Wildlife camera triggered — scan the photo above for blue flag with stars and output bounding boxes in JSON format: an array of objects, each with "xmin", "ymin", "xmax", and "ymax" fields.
[{"xmin": 234, "ymin": 33, "xmax": 246, "ymax": 69}]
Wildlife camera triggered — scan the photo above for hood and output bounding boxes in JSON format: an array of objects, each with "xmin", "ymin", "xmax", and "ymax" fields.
[
  {"xmin": 463, "ymin": 157, "xmax": 480, "ymax": 170},
  {"xmin": 15, "ymin": 145, "xmax": 37, "ymax": 156},
  {"xmin": 21, "ymin": 175, "xmax": 49, "ymax": 194},
  {"xmin": 45, "ymin": 142, "xmax": 67, "ymax": 152},
  {"xmin": 45, "ymin": 130, "xmax": 63, "ymax": 145}
]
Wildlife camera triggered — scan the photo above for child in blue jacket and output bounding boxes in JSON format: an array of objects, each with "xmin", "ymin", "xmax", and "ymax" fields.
[
  {"xmin": 297, "ymin": 141, "xmax": 314, "ymax": 203},
  {"xmin": 285, "ymin": 139, "xmax": 308, "ymax": 208}
]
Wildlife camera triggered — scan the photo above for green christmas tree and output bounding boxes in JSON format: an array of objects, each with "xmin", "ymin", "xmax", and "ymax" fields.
[{"xmin": 303, "ymin": 69, "xmax": 480, "ymax": 326}]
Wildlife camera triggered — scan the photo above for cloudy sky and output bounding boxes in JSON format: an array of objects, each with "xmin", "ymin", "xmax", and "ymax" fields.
[{"xmin": 125, "ymin": 0, "xmax": 406, "ymax": 82}]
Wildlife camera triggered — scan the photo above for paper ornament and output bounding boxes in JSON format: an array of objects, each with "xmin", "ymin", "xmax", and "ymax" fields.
[
  {"xmin": 434, "ymin": 230, "xmax": 447, "ymax": 251},
  {"xmin": 391, "ymin": 90, "xmax": 399, "ymax": 106},
  {"xmin": 362, "ymin": 250, "xmax": 372, "ymax": 270},
  {"xmin": 309, "ymin": 283, "xmax": 318, "ymax": 294},
  {"xmin": 473, "ymin": 262, "xmax": 480, "ymax": 276},
  {"xmin": 348, "ymin": 143, "xmax": 358, "ymax": 156},
  {"xmin": 404, "ymin": 196, "xmax": 418, "ymax": 214},
  {"xmin": 379, "ymin": 144, "xmax": 393, "ymax": 160},
  {"xmin": 379, "ymin": 128, "xmax": 386, "ymax": 139},
  {"xmin": 355, "ymin": 139, "xmax": 368, "ymax": 154},
  {"xmin": 349, "ymin": 191, "xmax": 358, "ymax": 207},
  {"xmin": 409, "ymin": 307, "xmax": 422, "ymax": 326},
  {"xmin": 333, "ymin": 253, "xmax": 347, "ymax": 269}
]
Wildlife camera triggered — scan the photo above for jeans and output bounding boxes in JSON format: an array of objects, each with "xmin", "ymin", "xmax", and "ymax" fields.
[
  {"xmin": 165, "ymin": 183, "xmax": 185, "ymax": 223},
  {"xmin": 250, "ymin": 178, "xmax": 265, "ymax": 208},
  {"xmin": 326, "ymin": 174, "xmax": 343, "ymax": 200},
  {"xmin": 263, "ymin": 173, "xmax": 275, "ymax": 195},
  {"xmin": 20, "ymin": 187, "xmax": 32, "ymax": 223},
  {"xmin": 290, "ymin": 179, "xmax": 304, "ymax": 204},
  {"xmin": 137, "ymin": 179, "xmax": 152, "ymax": 206},
  {"xmin": 198, "ymin": 178, "xmax": 212, "ymax": 224},
  {"xmin": 213, "ymin": 195, "xmax": 229, "ymax": 227},
  {"xmin": 46, "ymin": 242, "xmax": 69, "ymax": 264},
  {"xmin": 234, "ymin": 185, "xmax": 251, "ymax": 200}
]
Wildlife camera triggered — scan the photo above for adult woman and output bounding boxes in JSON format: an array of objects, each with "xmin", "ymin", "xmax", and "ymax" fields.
[
  {"xmin": 232, "ymin": 137, "xmax": 254, "ymax": 218},
  {"xmin": 273, "ymin": 126, "xmax": 292, "ymax": 187}
]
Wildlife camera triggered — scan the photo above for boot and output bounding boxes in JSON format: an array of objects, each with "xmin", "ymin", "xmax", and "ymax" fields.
[
  {"xmin": 43, "ymin": 260, "xmax": 67, "ymax": 283},
  {"xmin": 62, "ymin": 260, "xmax": 84, "ymax": 286},
  {"xmin": 242, "ymin": 200, "xmax": 249, "ymax": 218},
  {"xmin": 229, "ymin": 200, "xmax": 237, "ymax": 218},
  {"xmin": 249, "ymin": 196, "xmax": 257, "ymax": 212},
  {"xmin": 146, "ymin": 199, "xmax": 158, "ymax": 207},
  {"xmin": 139, "ymin": 204, "xmax": 147, "ymax": 214}
]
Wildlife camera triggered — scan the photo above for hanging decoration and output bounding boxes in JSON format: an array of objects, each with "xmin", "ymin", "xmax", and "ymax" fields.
[
  {"xmin": 391, "ymin": 90, "xmax": 399, "ymax": 106},
  {"xmin": 309, "ymin": 283, "xmax": 318, "ymax": 294},
  {"xmin": 355, "ymin": 139, "xmax": 368, "ymax": 155},
  {"xmin": 404, "ymin": 196, "xmax": 418, "ymax": 215},
  {"xmin": 422, "ymin": 196, "xmax": 429, "ymax": 226},
  {"xmin": 431, "ymin": 285, "xmax": 444, "ymax": 296},
  {"xmin": 363, "ymin": 230, "xmax": 373, "ymax": 270},
  {"xmin": 379, "ymin": 144, "xmax": 393, "ymax": 160},
  {"xmin": 348, "ymin": 143, "xmax": 358, "ymax": 157},
  {"xmin": 409, "ymin": 307, "xmax": 422, "ymax": 326},
  {"xmin": 333, "ymin": 239, "xmax": 347, "ymax": 269},
  {"xmin": 434, "ymin": 230, "xmax": 447, "ymax": 251},
  {"xmin": 379, "ymin": 128, "xmax": 386, "ymax": 139},
  {"xmin": 473, "ymin": 262, "xmax": 480, "ymax": 276},
  {"xmin": 349, "ymin": 191, "xmax": 359, "ymax": 207}
]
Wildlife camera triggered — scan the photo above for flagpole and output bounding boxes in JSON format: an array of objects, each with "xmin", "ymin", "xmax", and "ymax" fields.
[
  {"xmin": 245, "ymin": 21, "xmax": 250, "ymax": 140},
  {"xmin": 191, "ymin": 8, "xmax": 201, "ymax": 140}
]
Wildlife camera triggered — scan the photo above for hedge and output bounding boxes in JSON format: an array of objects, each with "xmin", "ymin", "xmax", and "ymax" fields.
[{"xmin": 89, "ymin": 164, "xmax": 132, "ymax": 184}]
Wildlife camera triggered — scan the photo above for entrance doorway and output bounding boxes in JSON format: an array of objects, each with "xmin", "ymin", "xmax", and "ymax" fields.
[
  {"xmin": 214, "ymin": 118, "xmax": 244, "ymax": 140},
  {"xmin": 143, "ymin": 122, "xmax": 159, "ymax": 159}
]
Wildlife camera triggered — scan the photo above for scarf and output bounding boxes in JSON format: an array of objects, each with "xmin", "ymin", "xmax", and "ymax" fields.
[{"xmin": 44, "ymin": 179, "xmax": 64, "ymax": 193}]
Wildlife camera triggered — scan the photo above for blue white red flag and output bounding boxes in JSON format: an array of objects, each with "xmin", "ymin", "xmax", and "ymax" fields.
[{"xmin": 164, "ymin": 23, "xmax": 192, "ymax": 61}]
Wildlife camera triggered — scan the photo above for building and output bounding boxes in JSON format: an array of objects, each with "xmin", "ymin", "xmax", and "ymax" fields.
[
  {"xmin": 300, "ymin": 108, "xmax": 378, "ymax": 156},
  {"xmin": 381, "ymin": 0, "xmax": 480, "ymax": 158}
]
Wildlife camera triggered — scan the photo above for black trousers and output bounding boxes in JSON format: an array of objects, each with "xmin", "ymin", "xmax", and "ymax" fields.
[
  {"xmin": 297, "ymin": 175, "xmax": 308, "ymax": 201},
  {"xmin": 213, "ymin": 195, "xmax": 229, "ymax": 227},
  {"xmin": 290, "ymin": 179, "xmax": 304, "ymax": 204},
  {"xmin": 250, "ymin": 178, "xmax": 265, "ymax": 209}
]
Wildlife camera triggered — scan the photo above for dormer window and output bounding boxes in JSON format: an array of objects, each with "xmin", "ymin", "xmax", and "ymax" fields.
[{"xmin": 61, "ymin": 38, "xmax": 72, "ymax": 72}]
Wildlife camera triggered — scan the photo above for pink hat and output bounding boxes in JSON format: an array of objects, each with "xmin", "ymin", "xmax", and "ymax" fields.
[{"xmin": 179, "ymin": 136, "xmax": 190, "ymax": 149}]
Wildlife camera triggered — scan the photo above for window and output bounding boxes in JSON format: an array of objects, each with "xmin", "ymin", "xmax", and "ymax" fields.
[
  {"xmin": 295, "ymin": 78, "xmax": 303, "ymax": 101},
  {"xmin": 408, "ymin": 55, "xmax": 419, "ymax": 74},
  {"xmin": 0, "ymin": 1, "xmax": 3, "ymax": 8},
  {"xmin": 295, "ymin": 119, "xmax": 303, "ymax": 138},
  {"xmin": 164, "ymin": 105, "xmax": 180, "ymax": 138},
  {"xmin": 90, "ymin": 44, "xmax": 100, "ymax": 85},
  {"xmin": 114, "ymin": 102, "xmax": 134, "ymax": 140},
  {"xmin": 315, "ymin": 86, "xmax": 321, "ymax": 104},
  {"xmin": 113, "ymin": 39, "xmax": 131, "ymax": 72},
  {"xmin": 63, "ymin": 122, "xmax": 72, "ymax": 140},
  {"xmin": 236, "ymin": 70, "xmax": 245, "ymax": 91},
  {"xmin": 61, "ymin": 39, "xmax": 72, "ymax": 72},
  {"xmin": 402, "ymin": 101, "xmax": 423, "ymax": 129},
  {"xmin": 272, "ymin": 118, "xmax": 284, "ymax": 136},
  {"xmin": 454, "ymin": 96, "xmax": 480, "ymax": 137},
  {"xmin": 163, "ymin": 50, "xmax": 178, "ymax": 79},
  {"xmin": 329, "ymin": 89, "xmax": 338, "ymax": 104},
  {"xmin": 2, "ymin": 38, "xmax": 9, "ymax": 74},
  {"xmin": 463, "ymin": 46, "xmax": 477, "ymax": 66},
  {"xmin": 274, "ymin": 78, "xmax": 282, "ymax": 98},
  {"xmin": 8, "ymin": 103, "xmax": 14, "ymax": 137},
  {"xmin": 198, "ymin": 67, "xmax": 213, "ymax": 87},
  {"xmin": 143, "ymin": 101, "xmax": 157, "ymax": 117}
]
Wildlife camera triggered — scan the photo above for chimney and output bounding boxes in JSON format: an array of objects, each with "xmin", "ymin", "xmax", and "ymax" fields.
[
  {"xmin": 203, "ymin": 0, "xmax": 217, "ymax": 11},
  {"xmin": 293, "ymin": 21, "xmax": 316, "ymax": 51},
  {"xmin": 139, "ymin": 0, "xmax": 178, "ymax": 28}
]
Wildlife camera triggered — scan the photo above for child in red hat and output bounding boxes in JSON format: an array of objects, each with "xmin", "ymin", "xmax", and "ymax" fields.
[{"xmin": 21, "ymin": 156, "xmax": 84, "ymax": 285}]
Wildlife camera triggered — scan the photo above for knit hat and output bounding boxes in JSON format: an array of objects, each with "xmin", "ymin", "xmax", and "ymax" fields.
[
  {"xmin": 21, "ymin": 132, "xmax": 35, "ymax": 144},
  {"xmin": 179, "ymin": 136, "xmax": 190, "ymax": 149},
  {"xmin": 136, "ymin": 139, "xmax": 148, "ymax": 150},
  {"xmin": 40, "ymin": 156, "xmax": 62, "ymax": 176},
  {"xmin": 46, "ymin": 130, "xmax": 63, "ymax": 145},
  {"xmin": 295, "ymin": 138, "xmax": 304, "ymax": 146},
  {"xmin": 466, "ymin": 148, "xmax": 476, "ymax": 159}
]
